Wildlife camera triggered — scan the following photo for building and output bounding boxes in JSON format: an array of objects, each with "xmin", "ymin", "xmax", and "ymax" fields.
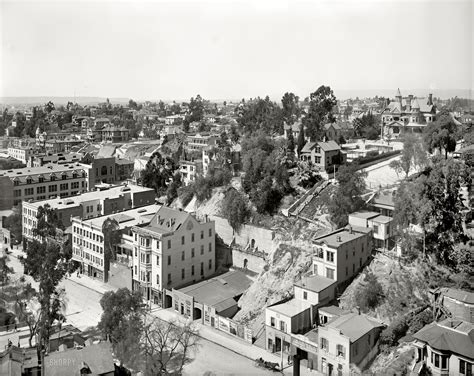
[
  {"xmin": 185, "ymin": 133, "xmax": 218, "ymax": 152},
  {"xmin": 130, "ymin": 206, "xmax": 215, "ymax": 305},
  {"xmin": 44, "ymin": 341, "xmax": 116, "ymax": 376},
  {"xmin": 348, "ymin": 211, "xmax": 394, "ymax": 250},
  {"xmin": 368, "ymin": 190, "xmax": 396, "ymax": 217},
  {"xmin": 22, "ymin": 184, "xmax": 155, "ymax": 240},
  {"xmin": 115, "ymin": 158, "xmax": 134, "ymax": 181},
  {"xmin": 284, "ymin": 121, "xmax": 304, "ymax": 140},
  {"xmin": 71, "ymin": 204, "xmax": 161, "ymax": 281},
  {"xmin": 265, "ymin": 274, "xmax": 337, "ymax": 356},
  {"xmin": 412, "ymin": 319, "xmax": 474, "ymax": 376},
  {"xmin": 381, "ymin": 90, "xmax": 437, "ymax": 138},
  {"xmin": 430, "ymin": 288, "xmax": 474, "ymax": 323},
  {"xmin": 324, "ymin": 123, "xmax": 342, "ymax": 142},
  {"xmin": 172, "ymin": 270, "xmax": 252, "ymax": 322},
  {"xmin": 179, "ymin": 159, "xmax": 203, "ymax": 186},
  {"xmin": 300, "ymin": 141, "xmax": 346, "ymax": 172},
  {"xmin": 7, "ymin": 145, "xmax": 35, "ymax": 164},
  {"xmin": 312, "ymin": 226, "xmax": 372, "ymax": 285},
  {"xmin": 27, "ymin": 152, "xmax": 83, "ymax": 167},
  {"xmin": 0, "ymin": 163, "xmax": 90, "ymax": 209},
  {"xmin": 100, "ymin": 125, "xmax": 130, "ymax": 143},
  {"xmin": 316, "ymin": 311, "xmax": 385, "ymax": 374}
]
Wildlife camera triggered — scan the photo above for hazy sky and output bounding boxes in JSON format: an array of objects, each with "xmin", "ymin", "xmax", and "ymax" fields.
[{"xmin": 1, "ymin": 0, "xmax": 472, "ymax": 100}]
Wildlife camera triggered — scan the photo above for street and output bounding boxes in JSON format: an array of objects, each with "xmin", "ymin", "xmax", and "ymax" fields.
[{"xmin": 2, "ymin": 246, "xmax": 289, "ymax": 375}]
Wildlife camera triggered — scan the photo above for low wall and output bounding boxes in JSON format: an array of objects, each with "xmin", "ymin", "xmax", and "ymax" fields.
[
  {"xmin": 210, "ymin": 215, "xmax": 277, "ymax": 255},
  {"xmin": 232, "ymin": 248, "xmax": 267, "ymax": 274}
]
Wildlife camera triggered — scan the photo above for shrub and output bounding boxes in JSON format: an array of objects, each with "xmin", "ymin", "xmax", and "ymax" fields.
[
  {"xmin": 178, "ymin": 185, "xmax": 195, "ymax": 207},
  {"xmin": 354, "ymin": 272, "xmax": 384, "ymax": 312},
  {"xmin": 380, "ymin": 317, "xmax": 409, "ymax": 347},
  {"xmin": 221, "ymin": 189, "xmax": 250, "ymax": 232},
  {"xmin": 408, "ymin": 309, "xmax": 433, "ymax": 334}
]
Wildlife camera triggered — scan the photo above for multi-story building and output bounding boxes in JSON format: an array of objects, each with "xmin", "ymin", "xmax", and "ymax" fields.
[
  {"xmin": 300, "ymin": 141, "xmax": 346, "ymax": 172},
  {"xmin": 7, "ymin": 145, "xmax": 35, "ymax": 165},
  {"xmin": 179, "ymin": 159, "xmax": 202, "ymax": 186},
  {"xmin": 348, "ymin": 211, "xmax": 394, "ymax": 250},
  {"xmin": 185, "ymin": 133, "xmax": 218, "ymax": 152},
  {"xmin": 71, "ymin": 204, "xmax": 161, "ymax": 281},
  {"xmin": 413, "ymin": 319, "xmax": 473, "ymax": 376},
  {"xmin": 312, "ymin": 226, "xmax": 372, "ymax": 285},
  {"xmin": 22, "ymin": 184, "xmax": 155, "ymax": 240},
  {"xmin": 100, "ymin": 125, "xmax": 130, "ymax": 143},
  {"xmin": 0, "ymin": 163, "xmax": 90, "ymax": 209},
  {"xmin": 115, "ymin": 158, "xmax": 134, "ymax": 182},
  {"xmin": 130, "ymin": 206, "xmax": 215, "ymax": 305},
  {"xmin": 316, "ymin": 311, "xmax": 385, "ymax": 374}
]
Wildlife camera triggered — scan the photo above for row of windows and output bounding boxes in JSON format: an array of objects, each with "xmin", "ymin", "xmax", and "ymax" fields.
[
  {"xmin": 269, "ymin": 317, "xmax": 287, "ymax": 333},
  {"xmin": 73, "ymin": 248, "xmax": 103, "ymax": 266},
  {"xmin": 73, "ymin": 227, "xmax": 104, "ymax": 243},
  {"xmin": 180, "ymin": 229, "xmax": 213, "ymax": 245},
  {"xmin": 14, "ymin": 172, "xmax": 86, "ymax": 185},
  {"xmin": 134, "ymin": 260, "xmax": 211, "ymax": 283},
  {"xmin": 14, "ymin": 181, "xmax": 85, "ymax": 196},
  {"xmin": 73, "ymin": 236, "xmax": 104, "ymax": 254},
  {"xmin": 320, "ymin": 338, "xmax": 347, "ymax": 359},
  {"xmin": 135, "ymin": 231, "xmax": 214, "ymax": 252}
]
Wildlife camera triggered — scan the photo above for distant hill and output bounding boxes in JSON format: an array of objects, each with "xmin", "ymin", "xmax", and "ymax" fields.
[{"xmin": 0, "ymin": 97, "xmax": 130, "ymax": 106}]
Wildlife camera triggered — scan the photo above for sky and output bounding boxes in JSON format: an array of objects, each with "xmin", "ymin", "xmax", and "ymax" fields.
[{"xmin": 1, "ymin": 0, "xmax": 472, "ymax": 101}]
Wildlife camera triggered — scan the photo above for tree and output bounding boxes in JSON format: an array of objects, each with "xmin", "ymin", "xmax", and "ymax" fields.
[
  {"xmin": 354, "ymin": 272, "xmax": 384, "ymax": 312},
  {"xmin": 302, "ymin": 85, "xmax": 337, "ymax": 141},
  {"xmin": 281, "ymin": 92, "xmax": 301, "ymax": 125},
  {"xmin": 287, "ymin": 129, "xmax": 295, "ymax": 158},
  {"xmin": 3, "ymin": 207, "xmax": 23, "ymax": 243},
  {"xmin": 353, "ymin": 112, "xmax": 380, "ymax": 139},
  {"xmin": 0, "ymin": 256, "xmax": 13, "ymax": 287},
  {"xmin": 102, "ymin": 217, "xmax": 121, "ymax": 283},
  {"xmin": 327, "ymin": 164, "xmax": 367, "ymax": 228},
  {"xmin": 166, "ymin": 172, "xmax": 182, "ymax": 205},
  {"xmin": 22, "ymin": 239, "xmax": 71, "ymax": 363},
  {"xmin": 141, "ymin": 151, "xmax": 176, "ymax": 196},
  {"xmin": 236, "ymin": 96, "xmax": 283, "ymax": 135},
  {"xmin": 389, "ymin": 134, "xmax": 427, "ymax": 178},
  {"xmin": 12, "ymin": 281, "xmax": 39, "ymax": 347},
  {"xmin": 423, "ymin": 110, "xmax": 459, "ymax": 159},
  {"xmin": 44, "ymin": 101, "xmax": 55, "ymax": 114},
  {"xmin": 33, "ymin": 204, "xmax": 64, "ymax": 239},
  {"xmin": 296, "ymin": 124, "xmax": 305, "ymax": 156},
  {"xmin": 98, "ymin": 288, "xmax": 145, "ymax": 344},
  {"xmin": 221, "ymin": 188, "xmax": 250, "ymax": 232}
]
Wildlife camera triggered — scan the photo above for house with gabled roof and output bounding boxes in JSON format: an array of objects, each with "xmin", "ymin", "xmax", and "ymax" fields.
[{"xmin": 300, "ymin": 140, "xmax": 346, "ymax": 171}]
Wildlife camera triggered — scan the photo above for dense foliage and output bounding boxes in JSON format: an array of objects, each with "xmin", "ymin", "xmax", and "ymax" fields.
[{"xmin": 302, "ymin": 85, "xmax": 337, "ymax": 141}]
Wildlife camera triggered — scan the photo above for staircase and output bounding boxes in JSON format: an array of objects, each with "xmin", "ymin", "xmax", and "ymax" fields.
[{"xmin": 411, "ymin": 361, "xmax": 425, "ymax": 375}]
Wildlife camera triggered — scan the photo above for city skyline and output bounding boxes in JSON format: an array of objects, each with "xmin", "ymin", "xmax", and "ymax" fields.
[{"xmin": 1, "ymin": 0, "xmax": 473, "ymax": 100}]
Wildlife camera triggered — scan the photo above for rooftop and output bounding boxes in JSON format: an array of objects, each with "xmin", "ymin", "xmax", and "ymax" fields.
[
  {"xmin": 313, "ymin": 227, "xmax": 370, "ymax": 248},
  {"xmin": 24, "ymin": 185, "xmax": 154, "ymax": 210},
  {"xmin": 413, "ymin": 319, "xmax": 474, "ymax": 359},
  {"xmin": 44, "ymin": 342, "xmax": 115, "ymax": 376},
  {"xmin": 295, "ymin": 274, "xmax": 337, "ymax": 293},
  {"xmin": 178, "ymin": 270, "xmax": 252, "ymax": 312},
  {"xmin": 319, "ymin": 305, "xmax": 349, "ymax": 318},
  {"xmin": 0, "ymin": 163, "xmax": 88, "ymax": 178},
  {"xmin": 327, "ymin": 312, "xmax": 385, "ymax": 342},
  {"xmin": 370, "ymin": 215, "xmax": 392, "ymax": 224},
  {"xmin": 77, "ymin": 204, "xmax": 161, "ymax": 230},
  {"xmin": 143, "ymin": 206, "xmax": 194, "ymax": 235},
  {"xmin": 349, "ymin": 211, "xmax": 380, "ymax": 220},
  {"xmin": 441, "ymin": 288, "xmax": 474, "ymax": 304},
  {"xmin": 268, "ymin": 298, "xmax": 313, "ymax": 317}
]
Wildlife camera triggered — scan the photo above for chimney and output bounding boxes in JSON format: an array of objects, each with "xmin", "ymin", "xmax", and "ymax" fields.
[
  {"xmin": 349, "ymin": 226, "xmax": 353, "ymax": 234},
  {"xmin": 428, "ymin": 93, "xmax": 433, "ymax": 106}
]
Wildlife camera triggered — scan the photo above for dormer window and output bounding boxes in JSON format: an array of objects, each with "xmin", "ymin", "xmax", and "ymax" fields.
[
  {"xmin": 26, "ymin": 178, "xmax": 32, "ymax": 184},
  {"xmin": 50, "ymin": 175, "xmax": 56, "ymax": 181},
  {"xmin": 62, "ymin": 173, "xmax": 67, "ymax": 180}
]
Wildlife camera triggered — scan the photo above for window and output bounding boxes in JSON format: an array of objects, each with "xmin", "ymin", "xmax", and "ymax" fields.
[
  {"xmin": 134, "ymin": 266, "xmax": 137, "ymax": 275},
  {"xmin": 168, "ymin": 239, "xmax": 171, "ymax": 248},
  {"xmin": 181, "ymin": 236, "xmax": 185, "ymax": 245},
  {"xmin": 156, "ymin": 256, "xmax": 160, "ymax": 266},
  {"xmin": 434, "ymin": 353, "xmax": 439, "ymax": 368},
  {"xmin": 181, "ymin": 250, "xmax": 185, "ymax": 261},
  {"xmin": 181, "ymin": 269, "xmax": 185, "ymax": 279},
  {"xmin": 200, "ymin": 230, "xmax": 204, "ymax": 239},
  {"xmin": 279, "ymin": 321, "xmax": 286, "ymax": 332},
  {"xmin": 317, "ymin": 248, "xmax": 324, "ymax": 258},
  {"xmin": 346, "ymin": 266, "xmax": 348, "ymax": 276},
  {"xmin": 156, "ymin": 274, "xmax": 160, "ymax": 284},
  {"xmin": 373, "ymin": 224, "xmax": 379, "ymax": 234},
  {"xmin": 201, "ymin": 245, "xmax": 204, "ymax": 255},
  {"xmin": 326, "ymin": 268, "xmax": 335, "ymax": 280},
  {"xmin": 191, "ymin": 265, "xmax": 195, "ymax": 276},
  {"xmin": 62, "ymin": 174, "xmax": 67, "ymax": 180},
  {"xmin": 49, "ymin": 185, "xmax": 57, "ymax": 192},
  {"xmin": 320, "ymin": 337, "xmax": 328, "ymax": 350},
  {"xmin": 336, "ymin": 344, "xmax": 345, "ymax": 358},
  {"xmin": 270, "ymin": 317, "xmax": 275, "ymax": 327},
  {"xmin": 191, "ymin": 248, "xmax": 195, "ymax": 258},
  {"xmin": 327, "ymin": 251, "xmax": 334, "ymax": 262},
  {"xmin": 209, "ymin": 228, "xmax": 212, "ymax": 237},
  {"xmin": 209, "ymin": 243, "xmax": 212, "ymax": 252},
  {"xmin": 191, "ymin": 233, "xmax": 195, "ymax": 242},
  {"xmin": 167, "ymin": 273, "xmax": 171, "ymax": 283},
  {"xmin": 208, "ymin": 259, "xmax": 212, "ymax": 270},
  {"xmin": 51, "ymin": 175, "xmax": 56, "ymax": 181},
  {"xmin": 441, "ymin": 355, "xmax": 447, "ymax": 370},
  {"xmin": 200, "ymin": 262, "xmax": 204, "ymax": 275},
  {"xmin": 303, "ymin": 291, "xmax": 307, "ymax": 300}
]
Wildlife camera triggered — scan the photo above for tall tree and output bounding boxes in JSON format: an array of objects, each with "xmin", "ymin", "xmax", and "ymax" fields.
[
  {"xmin": 389, "ymin": 133, "xmax": 427, "ymax": 178},
  {"xmin": 302, "ymin": 85, "xmax": 337, "ymax": 141},
  {"xmin": 141, "ymin": 151, "xmax": 176, "ymax": 196},
  {"xmin": 327, "ymin": 164, "xmax": 367, "ymax": 228},
  {"xmin": 296, "ymin": 124, "xmax": 306, "ymax": 156},
  {"xmin": 102, "ymin": 218, "xmax": 121, "ymax": 283},
  {"xmin": 0, "ymin": 256, "xmax": 13, "ymax": 287},
  {"xmin": 423, "ymin": 110, "xmax": 459, "ymax": 159},
  {"xmin": 221, "ymin": 188, "xmax": 250, "ymax": 232},
  {"xmin": 287, "ymin": 129, "xmax": 295, "ymax": 158},
  {"xmin": 281, "ymin": 92, "xmax": 301, "ymax": 125},
  {"xmin": 33, "ymin": 204, "xmax": 64, "ymax": 239}
]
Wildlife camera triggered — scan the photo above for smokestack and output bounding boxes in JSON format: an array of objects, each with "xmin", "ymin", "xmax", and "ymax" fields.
[{"xmin": 406, "ymin": 95, "xmax": 413, "ymax": 112}]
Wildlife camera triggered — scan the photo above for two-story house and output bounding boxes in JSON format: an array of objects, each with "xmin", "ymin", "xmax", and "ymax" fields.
[
  {"xmin": 348, "ymin": 211, "xmax": 394, "ymax": 250},
  {"xmin": 312, "ymin": 226, "xmax": 372, "ymax": 285},
  {"xmin": 300, "ymin": 141, "xmax": 346, "ymax": 172}
]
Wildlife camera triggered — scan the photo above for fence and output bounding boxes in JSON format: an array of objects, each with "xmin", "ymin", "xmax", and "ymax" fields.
[{"xmin": 214, "ymin": 314, "xmax": 253, "ymax": 344}]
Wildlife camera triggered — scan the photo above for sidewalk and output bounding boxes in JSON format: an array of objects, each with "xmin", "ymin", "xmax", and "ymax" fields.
[{"xmin": 66, "ymin": 273, "xmax": 117, "ymax": 295}]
